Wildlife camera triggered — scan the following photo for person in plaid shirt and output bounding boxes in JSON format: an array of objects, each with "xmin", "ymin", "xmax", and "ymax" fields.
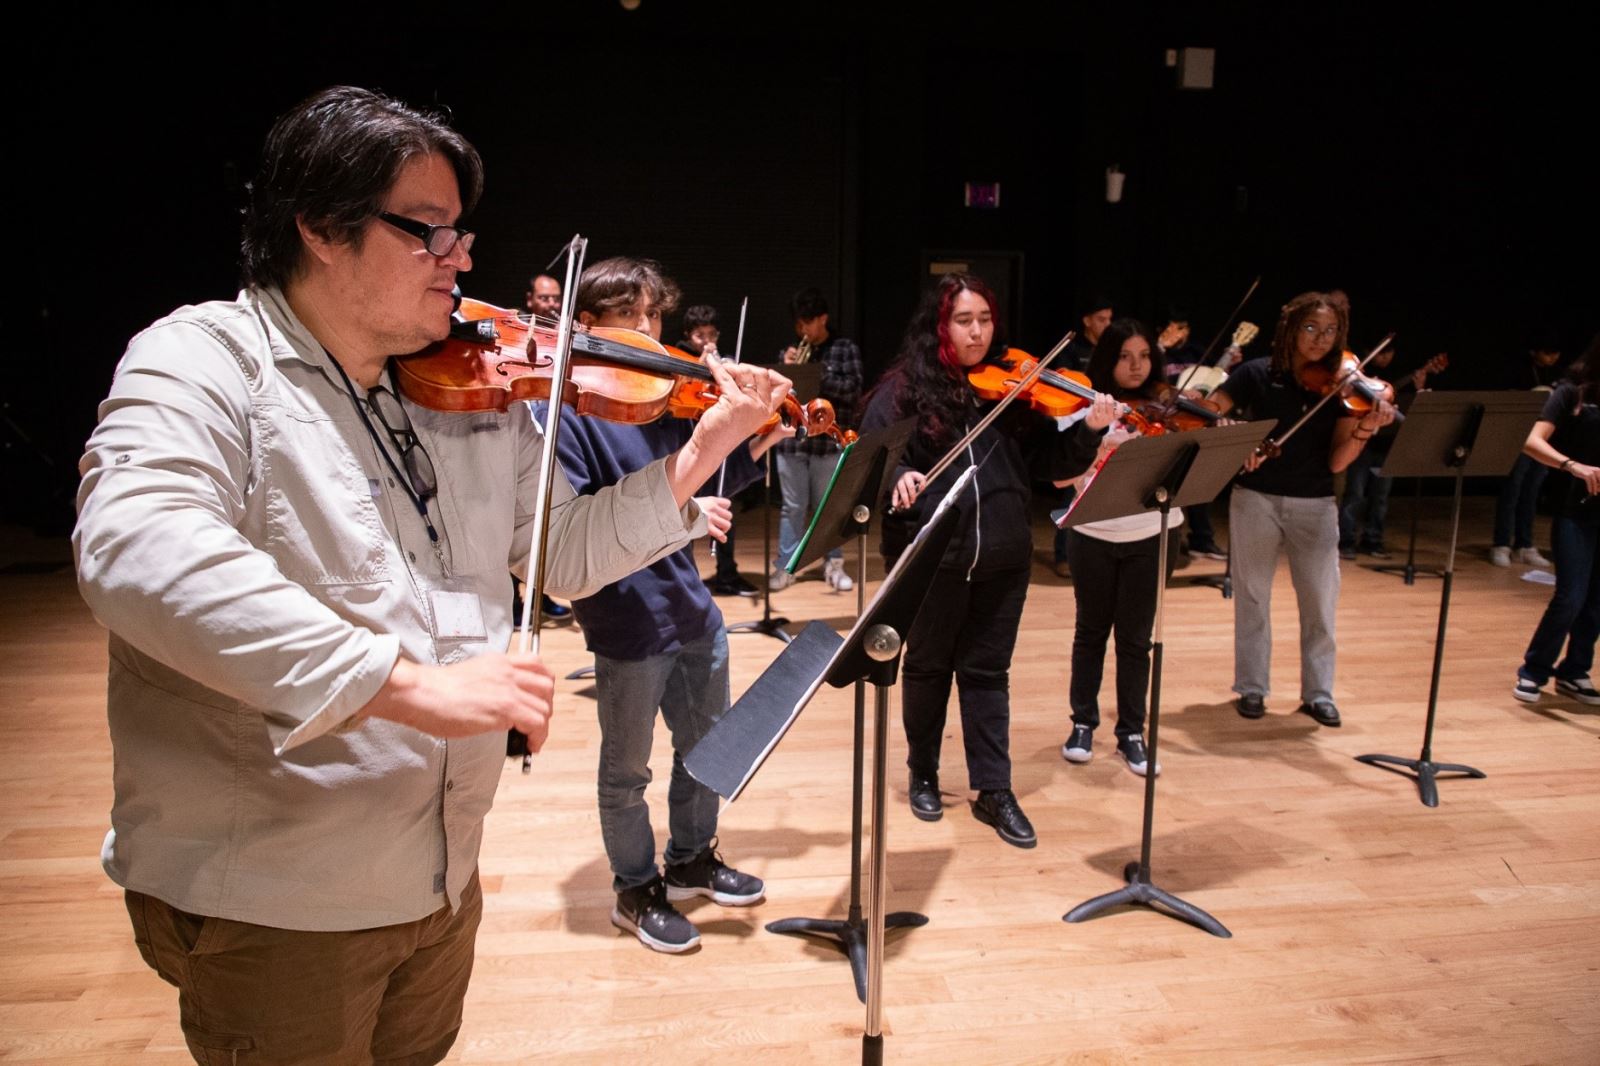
[{"xmin": 772, "ymin": 287, "xmax": 863, "ymax": 591}]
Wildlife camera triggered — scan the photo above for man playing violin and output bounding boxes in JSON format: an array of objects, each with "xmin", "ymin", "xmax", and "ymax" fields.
[
  {"xmin": 73, "ymin": 86, "xmax": 790, "ymax": 1065},
  {"xmin": 1206, "ymin": 291, "xmax": 1397, "ymax": 729}
]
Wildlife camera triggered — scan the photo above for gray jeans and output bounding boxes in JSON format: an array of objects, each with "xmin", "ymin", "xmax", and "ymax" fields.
[
  {"xmin": 594, "ymin": 629, "xmax": 728, "ymax": 892},
  {"xmin": 1229, "ymin": 486, "xmax": 1340, "ymax": 705}
]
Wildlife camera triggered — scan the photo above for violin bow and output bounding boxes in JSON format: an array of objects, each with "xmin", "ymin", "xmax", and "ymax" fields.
[
  {"xmin": 516, "ymin": 235, "xmax": 588, "ymax": 652},
  {"xmin": 911, "ymin": 331, "xmax": 1073, "ymax": 495},
  {"xmin": 1174, "ymin": 274, "xmax": 1261, "ymax": 395},
  {"xmin": 1261, "ymin": 332, "xmax": 1395, "ymax": 456},
  {"xmin": 709, "ymin": 296, "xmax": 749, "ymax": 560}
]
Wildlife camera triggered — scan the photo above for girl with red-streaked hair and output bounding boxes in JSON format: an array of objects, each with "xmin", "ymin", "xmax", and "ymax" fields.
[{"xmin": 860, "ymin": 272, "xmax": 1116, "ymax": 848}]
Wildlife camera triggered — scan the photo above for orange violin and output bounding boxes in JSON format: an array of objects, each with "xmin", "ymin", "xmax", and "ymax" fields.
[
  {"xmin": 967, "ymin": 348, "xmax": 1102, "ymax": 420},
  {"xmin": 396, "ymin": 298, "xmax": 856, "ymax": 445}
]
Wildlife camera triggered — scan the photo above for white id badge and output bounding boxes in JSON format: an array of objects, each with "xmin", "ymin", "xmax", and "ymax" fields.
[{"xmin": 428, "ymin": 589, "xmax": 487, "ymax": 641}]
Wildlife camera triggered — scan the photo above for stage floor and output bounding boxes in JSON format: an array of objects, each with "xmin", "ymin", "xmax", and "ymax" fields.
[{"xmin": 3, "ymin": 497, "xmax": 1596, "ymax": 1064}]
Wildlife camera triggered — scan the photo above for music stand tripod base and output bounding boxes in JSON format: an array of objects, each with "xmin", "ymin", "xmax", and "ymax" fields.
[
  {"xmin": 1353, "ymin": 752, "xmax": 1486, "ymax": 809},
  {"xmin": 765, "ymin": 910, "xmax": 929, "ymax": 1004},
  {"xmin": 1065, "ymin": 861, "xmax": 1231, "ymax": 938}
]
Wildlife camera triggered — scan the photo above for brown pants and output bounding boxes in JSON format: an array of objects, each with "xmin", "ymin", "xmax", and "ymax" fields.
[{"xmin": 125, "ymin": 874, "xmax": 482, "ymax": 1066}]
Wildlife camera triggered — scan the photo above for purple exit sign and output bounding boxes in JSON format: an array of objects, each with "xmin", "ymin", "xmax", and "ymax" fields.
[{"xmin": 964, "ymin": 181, "xmax": 1001, "ymax": 209}]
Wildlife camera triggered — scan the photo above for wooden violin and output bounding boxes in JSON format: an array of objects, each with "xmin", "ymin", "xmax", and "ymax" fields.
[{"xmin": 395, "ymin": 298, "xmax": 857, "ymax": 445}]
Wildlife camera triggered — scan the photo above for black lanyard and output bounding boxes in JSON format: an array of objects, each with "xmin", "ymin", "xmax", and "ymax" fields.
[{"xmin": 327, "ymin": 354, "xmax": 443, "ymax": 553}]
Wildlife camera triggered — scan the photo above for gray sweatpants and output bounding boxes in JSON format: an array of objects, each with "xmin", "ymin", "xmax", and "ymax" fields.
[{"xmin": 1229, "ymin": 486, "xmax": 1340, "ymax": 705}]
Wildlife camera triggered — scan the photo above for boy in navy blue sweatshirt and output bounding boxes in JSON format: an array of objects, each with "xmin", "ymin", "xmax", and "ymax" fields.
[{"xmin": 538, "ymin": 257, "xmax": 790, "ymax": 953}]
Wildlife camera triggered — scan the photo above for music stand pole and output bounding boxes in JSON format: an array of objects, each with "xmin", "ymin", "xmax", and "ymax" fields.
[
  {"xmin": 766, "ymin": 426, "xmax": 927, "ymax": 1002},
  {"xmin": 1373, "ymin": 476, "xmax": 1443, "ymax": 585},
  {"xmin": 727, "ymin": 448, "xmax": 791, "ymax": 643}
]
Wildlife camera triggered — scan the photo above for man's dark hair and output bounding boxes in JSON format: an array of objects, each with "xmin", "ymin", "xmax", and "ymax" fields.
[
  {"xmin": 682, "ymin": 304, "xmax": 719, "ymax": 332},
  {"xmin": 790, "ymin": 287, "xmax": 829, "ymax": 322},
  {"xmin": 575, "ymin": 257, "xmax": 681, "ymax": 317},
  {"xmin": 241, "ymin": 86, "xmax": 485, "ymax": 290}
]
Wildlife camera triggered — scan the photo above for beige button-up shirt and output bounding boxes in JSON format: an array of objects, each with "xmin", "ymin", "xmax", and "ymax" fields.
[{"xmin": 74, "ymin": 288, "xmax": 705, "ymax": 931}]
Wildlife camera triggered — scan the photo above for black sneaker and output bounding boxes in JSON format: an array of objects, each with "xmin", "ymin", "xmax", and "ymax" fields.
[
  {"xmin": 1338, "ymin": 544, "xmax": 1357, "ymax": 561},
  {"xmin": 1360, "ymin": 542, "xmax": 1393, "ymax": 560},
  {"xmin": 1297, "ymin": 700, "xmax": 1342, "ymax": 727},
  {"xmin": 972, "ymin": 789, "xmax": 1037, "ymax": 849},
  {"xmin": 909, "ymin": 773, "xmax": 943, "ymax": 821},
  {"xmin": 1116, "ymin": 734, "xmax": 1161, "ymax": 777},
  {"xmin": 664, "ymin": 840, "xmax": 764, "ymax": 906},
  {"xmin": 1554, "ymin": 676, "xmax": 1600, "ymax": 705},
  {"xmin": 1061, "ymin": 724, "xmax": 1093, "ymax": 764},
  {"xmin": 707, "ymin": 575, "xmax": 759, "ymax": 597},
  {"xmin": 541, "ymin": 594, "xmax": 573, "ymax": 623},
  {"xmin": 612, "ymin": 876, "xmax": 700, "ymax": 953},
  {"xmin": 1235, "ymin": 693, "xmax": 1266, "ymax": 719}
]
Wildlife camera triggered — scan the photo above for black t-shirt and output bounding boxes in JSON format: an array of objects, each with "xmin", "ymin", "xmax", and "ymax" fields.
[
  {"xmin": 1540, "ymin": 383, "xmax": 1600, "ymax": 521},
  {"xmin": 1218, "ymin": 357, "xmax": 1348, "ymax": 498}
]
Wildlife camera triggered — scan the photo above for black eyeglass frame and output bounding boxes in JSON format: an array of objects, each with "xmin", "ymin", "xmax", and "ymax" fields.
[
  {"xmin": 376, "ymin": 211, "xmax": 475, "ymax": 257},
  {"xmin": 366, "ymin": 384, "xmax": 439, "ymax": 505}
]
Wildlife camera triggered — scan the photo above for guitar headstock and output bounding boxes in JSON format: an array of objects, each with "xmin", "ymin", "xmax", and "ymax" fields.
[{"xmin": 1234, "ymin": 321, "xmax": 1259, "ymax": 348}]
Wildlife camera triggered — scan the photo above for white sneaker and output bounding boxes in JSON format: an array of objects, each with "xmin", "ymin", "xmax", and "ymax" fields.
[
  {"xmin": 1517, "ymin": 547, "xmax": 1552, "ymax": 567},
  {"xmin": 1513, "ymin": 677, "xmax": 1542, "ymax": 703},
  {"xmin": 1489, "ymin": 546, "xmax": 1511, "ymax": 567},
  {"xmin": 768, "ymin": 567, "xmax": 795, "ymax": 591},
  {"xmin": 823, "ymin": 557, "xmax": 854, "ymax": 592}
]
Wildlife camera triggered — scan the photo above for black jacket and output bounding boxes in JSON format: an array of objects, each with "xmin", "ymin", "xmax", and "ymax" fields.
[{"xmin": 862, "ymin": 378, "xmax": 1101, "ymax": 573}]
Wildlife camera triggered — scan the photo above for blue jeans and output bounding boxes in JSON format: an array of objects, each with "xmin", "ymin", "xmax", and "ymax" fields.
[
  {"xmin": 594, "ymin": 628, "xmax": 728, "ymax": 892},
  {"xmin": 775, "ymin": 450, "xmax": 842, "ymax": 569},
  {"xmin": 1494, "ymin": 454, "xmax": 1548, "ymax": 549},
  {"xmin": 1338, "ymin": 445, "xmax": 1393, "ymax": 549},
  {"xmin": 1519, "ymin": 517, "xmax": 1600, "ymax": 684}
]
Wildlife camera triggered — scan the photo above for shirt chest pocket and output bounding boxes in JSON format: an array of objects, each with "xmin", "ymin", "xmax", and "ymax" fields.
[{"xmin": 251, "ymin": 405, "xmax": 392, "ymax": 586}]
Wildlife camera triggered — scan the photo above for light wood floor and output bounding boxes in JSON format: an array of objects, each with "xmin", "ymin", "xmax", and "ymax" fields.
[{"xmin": 3, "ymin": 497, "xmax": 1597, "ymax": 1064}]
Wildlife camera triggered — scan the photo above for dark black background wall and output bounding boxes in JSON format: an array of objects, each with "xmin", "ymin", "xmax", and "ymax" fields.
[{"xmin": 6, "ymin": 3, "xmax": 1595, "ymax": 531}]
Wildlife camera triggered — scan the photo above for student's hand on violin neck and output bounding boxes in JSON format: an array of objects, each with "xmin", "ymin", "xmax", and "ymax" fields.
[
  {"xmin": 697, "ymin": 354, "xmax": 794, "ymax": 451},
  {"xmin": 1084, "ymin": 392, "xmax": 1121, "ymax": 430}
]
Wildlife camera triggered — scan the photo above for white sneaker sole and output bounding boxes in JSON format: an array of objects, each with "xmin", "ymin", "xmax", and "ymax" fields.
[
  {"xmin": 610, "ymin": 907, "xmax": 700, "ymax": 953},
  {"xmin": 1119, "ymin": 754, "xmax": 1161, "ymax": 777},
  {"xmin": 664, "ymin": 884, "xmax": 764, "ymax": 906},
  {"xmin": 1512, "ymin": 684, "xmax": 1542, "ymax": 704},
  {"xmin": 1060, "ymin": 743, "xmax": 1092, "ymax": 764}
]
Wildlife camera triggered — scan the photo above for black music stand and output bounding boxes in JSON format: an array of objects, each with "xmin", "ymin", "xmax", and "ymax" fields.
[
  {"xmin": 1354, "ymin": 391, "xmax": 1545, "ymax": 807},
  {"xmin": 763, "ymin": 419, "xmax": 919, "ymax": 1003},
  {"xmin": 726, "ymin": 362, "xmax": 824, "ymax": 644},
  {"xmin": 685, "ymin": 468, "xmax": 971, "ymax": 1066},
  {"xmin": 1060, "ymin": 421, "xmax": 1271, "ymax": 938}
]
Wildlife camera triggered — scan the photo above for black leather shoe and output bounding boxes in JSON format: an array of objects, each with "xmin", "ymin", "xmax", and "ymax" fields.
[
  {"xmin": 1298, "ymin": 700, "xmax": 1342, "ymax": 727},
  {"xmin": 908, "ymin": 774, "xmax": 942, "ymax": 821},
  {"xmin": 1235, "ymin": 693, "xmax": 1266, "ymax": 719},
  {"xmin": 972, "ymin": 789, "xmax": 1036, "ymax": 849}
]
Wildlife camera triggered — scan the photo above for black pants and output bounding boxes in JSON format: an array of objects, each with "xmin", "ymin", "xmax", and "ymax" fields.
[
  {"xmin": 902, "ymin": 565, "xmax": 1031, "ymax": 792},
  {"xmin": 1065, "ymin": 529, "xmax": 1171, "ymax": 737}
]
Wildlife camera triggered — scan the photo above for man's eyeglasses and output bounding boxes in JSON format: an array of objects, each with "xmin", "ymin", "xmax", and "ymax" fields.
[
  {"xmin": 367, "ymin": 385, "xmax": 438, "ymax": 504},
  {"xmin": 377, "ymin": 211, "xmax": 475, "ymax": 258}
]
